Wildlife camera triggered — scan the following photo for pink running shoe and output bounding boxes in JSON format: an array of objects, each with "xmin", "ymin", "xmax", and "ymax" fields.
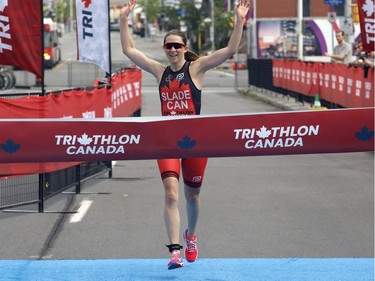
[
  {"xmin": 183, "ymin": 228, "xmax": 198, "ymax": 263},
  {"xmin": 167, "ymin": 250, "xmax": 184, "ymax": 270}
]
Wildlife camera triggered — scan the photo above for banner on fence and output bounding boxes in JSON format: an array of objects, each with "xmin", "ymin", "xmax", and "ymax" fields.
[
  {"xmin": 76, "ymin": 0, "xmax": 110, "ymax": 73},
  {"xmin": 0, "ymin": 70, "xmax": 142, "ymax": 176},
  {"xmin": 0, "ymin": 0, "xmax": 42, "ymax": 77},
  {"xmin": 272, "ymin": 60, "xmax": 374, "ymax": 108},
  {"xmin": 111, "ymin": 69, "xmax": 142, "ymax": 117},
  {"xmin": 0, "ymin": 108, "xmax": 373, "ymax": 164},
  {"xmin": 0, "ymin": 70, "xmax": 142, "ymax": 119}
]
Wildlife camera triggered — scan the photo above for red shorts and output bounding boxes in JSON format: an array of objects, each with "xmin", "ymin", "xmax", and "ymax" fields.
[{"xmin": 157, "ymin": 158, "xmax": 208, "ymax": 188}]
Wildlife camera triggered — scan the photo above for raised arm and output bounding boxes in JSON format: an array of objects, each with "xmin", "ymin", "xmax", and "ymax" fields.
[
  {"xmin": 192, "ymin": 0, "xmax": 250, "ymax": 73},
  {"xmin": 120, "ymin": 0, "xmax": 164, "ymax": 80}
]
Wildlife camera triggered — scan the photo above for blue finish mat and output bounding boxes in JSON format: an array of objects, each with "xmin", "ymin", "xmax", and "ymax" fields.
[{"xmin": 0, "ymin": 258, "xmax": 373, "ymax": 281}]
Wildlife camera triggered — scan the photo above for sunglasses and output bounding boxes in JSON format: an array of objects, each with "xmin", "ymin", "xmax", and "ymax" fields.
[{"xmin": 163, "ymin": 42, "xmax": 185, "ymax": 49}]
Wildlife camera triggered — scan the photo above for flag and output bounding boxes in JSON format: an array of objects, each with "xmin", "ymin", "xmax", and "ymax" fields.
[
  {"xmin": 328, "ymin": 4, "xmax": 340, "ymax": 32},
  {"xmin": 357, "ymin": 0, "xmax": 375, "ymax": 52},
  {"xmin": 0, "ymin": 0, "xmax": 42, "ymax": 77},
  {"xmin": 76, "ymin": 0, "xmax": 110, "ymax": 73}
]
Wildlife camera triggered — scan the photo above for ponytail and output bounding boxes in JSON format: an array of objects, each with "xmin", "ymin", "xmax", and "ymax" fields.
[{"xmin": 185, "ymin": 50, "xmax": 200, "ymax": 61}]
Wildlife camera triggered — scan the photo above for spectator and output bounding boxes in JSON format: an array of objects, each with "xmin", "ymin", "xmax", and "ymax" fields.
[
  {"xmin": 325, "ymin": 30, "xmax": 352, "ymax": 64},
  {"xmin": 353, "ymin": 41, "xmax": 363, "ymax": 58},
  {"xmin": 364, "ymin": 51, "xmax": 375, "ymax": 68},
  {"xmin": 349, "ymin": 41, "xmax": 364, "ymax": 67}
]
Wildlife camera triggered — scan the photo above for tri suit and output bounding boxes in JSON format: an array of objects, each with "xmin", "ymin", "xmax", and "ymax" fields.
[{"xmin": 157, "ymin": 61, "xmax": 208, "ymax": 188}]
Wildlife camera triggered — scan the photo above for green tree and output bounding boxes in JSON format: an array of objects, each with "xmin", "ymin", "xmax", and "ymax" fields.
[
  {"xmin": 135, "ymin": 0, "xmax": 232, "ymax": 52},
  {"xmin": 180, "ymin": 0, "xmax": 231, "ymax": 53},
  {"xmin": 138, "ymin": 0, "xmax": 160, "ymax": 23},
  {"xmin": 56, "ymin": 0, "xmax": 65, "ymax": 23},
  {"xmin": 163, "ymin": 6, "xmax": 182, "ymax": 30}
]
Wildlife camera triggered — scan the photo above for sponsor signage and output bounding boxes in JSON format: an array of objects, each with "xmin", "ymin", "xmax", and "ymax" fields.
[
  {"xmin": 273, "ymin": 60, "xmax": 374, "ymax": 108},
  {"xmin": 0, "ymin": 70, "xmax": 142, "ymax": 176},
  {"xmin": 0, "ymin": 108, "xmax": 373, "ymax": 163},
  {"xmin": 324, "ymin": 0, "xmax": 345, "ymax": 5},
  {"xmin": 357, "ymin": 0, "xmax": 375, "ymax": 52},
  {"xmin": 76, "ymin": 0, "xmax": 110, "ymax": 73},
  {"xmin": 0, "ymin": 0, "xmax": 42, "ymax": 77}
]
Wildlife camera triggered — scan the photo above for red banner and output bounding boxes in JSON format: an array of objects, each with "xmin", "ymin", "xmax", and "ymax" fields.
[
  {"xmin": 0, "ymin": 108, "xmax": 373, "ymax": 166},
  {"xmin": 110, "ymin": 69, "xmax": 142, "ymax": 117},
  {"xmin": 0, "ymin": 0, "xmax": 42, "ymax": 77},
  {"xmin": 0, "ymin": 70, "xmax": 142, "ymax": 119},
  {"xmin": 273, "ymin": 60, "xmax": 374, "ymax": 108},
  {"xmin": 357, "ymin": 0, "xmax": 375, "ymax": 52},
  {"xmin": 0, "ymin": 70, "xmax": 142, "ymax": 176}
]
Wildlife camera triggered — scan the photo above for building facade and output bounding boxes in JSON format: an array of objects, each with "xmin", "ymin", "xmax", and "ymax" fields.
[
  {"xmin": 256, "ymin": 0, "xmax": 358, "ymax": 18},
  {"xmin": 252, "ymin": 0, "xmax": 360, "ymax": 59}
]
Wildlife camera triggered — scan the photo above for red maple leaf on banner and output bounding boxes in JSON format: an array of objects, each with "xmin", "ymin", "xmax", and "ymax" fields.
[
  {"xmin": 362, "ymin": 0, "xmax": 374, "ymax": 17},
  {"xmin": 0, "ymin": 0, "xmax": 8, "ymax": 12},
  {"xmin": 81, "ymin": 0, "xmax": 91, "ymax": 8}
]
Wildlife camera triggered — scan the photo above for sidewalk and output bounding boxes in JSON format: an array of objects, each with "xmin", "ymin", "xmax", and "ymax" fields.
[{"xmin": 238, "ymin": 86, "xmax": 312, "ymax": 111}]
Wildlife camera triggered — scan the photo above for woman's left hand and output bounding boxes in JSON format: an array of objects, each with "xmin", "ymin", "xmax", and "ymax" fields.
[{"xmin": 236, "ymin": 0, "xmax": 251, "ymax": 20}]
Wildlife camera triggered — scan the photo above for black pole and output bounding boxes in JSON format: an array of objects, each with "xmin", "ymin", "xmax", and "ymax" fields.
[
  {"xmin": 106, "ymin": 0, "xmax": 113, "ymax": 174},
  {"xmin": 38, "ymin": 173, "xmax": 45, "ymax": 212},
  {"xmin": 40, "ymin": 0, "xmax": 45, "ymax": 96},
  {"xmin": 38, "ymin": 2, "xmax": 45, "ymax": 212},
  {"xmin": 75, "ymin": 164, "xmax": 81, "ymax": 194},
  {"xmin": 107, "ymin": 0, "xmax": 112, "ymax": 81}
]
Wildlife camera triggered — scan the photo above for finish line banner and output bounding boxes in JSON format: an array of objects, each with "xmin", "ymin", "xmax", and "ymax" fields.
[{"xmin": 0, "ymin": 108, "xmax": 373, "ymax": 163}]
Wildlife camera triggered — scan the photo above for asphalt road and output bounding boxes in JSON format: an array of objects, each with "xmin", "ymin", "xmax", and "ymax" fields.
[{"xmin": 0, "ymin": 31, "xmax": 373, "ymax": 263}]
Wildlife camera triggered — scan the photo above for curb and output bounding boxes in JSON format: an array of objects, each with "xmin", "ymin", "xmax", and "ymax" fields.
[{"xmin": 238, "ymin": 86, "xmax": 312, "ymax": 111}]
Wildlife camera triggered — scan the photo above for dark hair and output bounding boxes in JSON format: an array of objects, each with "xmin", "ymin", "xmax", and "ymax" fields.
[
  {"xmin": 336, "ymin": 29, "xmax": 345, "ymax": 36},
  {"xmin": 163, "ymin": 29, "xmax": 200, "ymax": 61}
]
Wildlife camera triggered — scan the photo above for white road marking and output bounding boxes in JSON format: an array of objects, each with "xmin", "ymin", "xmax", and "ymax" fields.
[{"xmin": 69, "ymin": 200, "xmax": 93, "ymax": 223}]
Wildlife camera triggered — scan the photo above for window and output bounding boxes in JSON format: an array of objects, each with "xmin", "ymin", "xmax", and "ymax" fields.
[
  {"xmin": 334, "ymin": 4, "xmax": 345, "ymax": 16},
  {"xmin": 303, "ymin": 0, "xmax": 310, "ymax": 17}
]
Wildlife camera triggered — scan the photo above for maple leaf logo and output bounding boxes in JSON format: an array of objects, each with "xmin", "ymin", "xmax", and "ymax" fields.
[
  {"xmin": 0, "ymin": 0, "xmax": 8, "ymax": 13},
  {"xmin": 77, "ymin": 133, "xmax": 93, "ymax": 145},
  {"xmin": 177, "ymin": 135, "xmax": 196, "ymax": 149},
  {"xmin": 0, "ymin": 139, "xmax": 20, "ymax": 154},
  {"xmin": 256, "ymin": 126, "xmax": 271, "ymax": 139},
  {"xmin": 355, "ymin": 127, "xmax": 374, "ymax": 141},
  {"xmin": 362, "ymin": 0, "xmax": 374, "ymax": 17},
  {"xmin": 81, "ymin": 0, "xmax": 91, "ymax": 9},
  {"xmin": 161, "ymin": 80, "xmax": 187, "ymax": 95}
]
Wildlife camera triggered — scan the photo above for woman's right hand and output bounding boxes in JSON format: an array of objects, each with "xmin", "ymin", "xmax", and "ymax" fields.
[{"xmin": 120, "ymin": 0, "xmax": 137, "ymax": 19}]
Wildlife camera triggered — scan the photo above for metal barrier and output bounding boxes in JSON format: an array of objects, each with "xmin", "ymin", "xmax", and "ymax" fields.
[
  {"xmin": 247, "ymin": 58, "xmax": 298, "ymax": 102},
  {"xmin": 0, "ymin": 62, "xmax": 139, "ymax": 212},
  {"xmin": 0, "ymin": 174, "xmax": 39, "ymax": 210},
  {"xmin": 0, "ymin": 161, "xmax": 112, "ymax": 212},
  {"xmin": 246, "ymin": 58, "xmax": 365, "ymax": 108}
]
